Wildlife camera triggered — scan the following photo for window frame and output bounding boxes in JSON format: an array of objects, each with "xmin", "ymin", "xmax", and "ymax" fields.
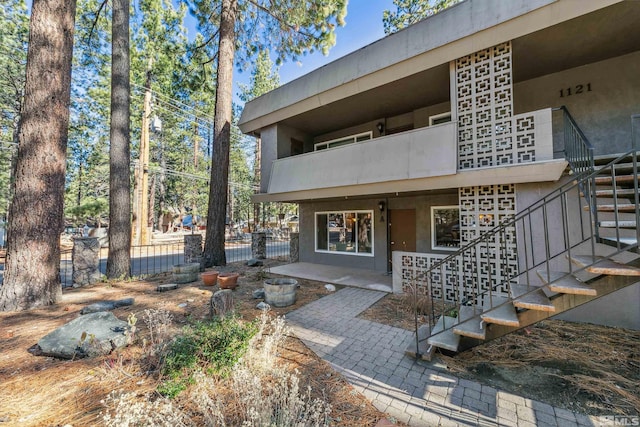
[
  {"xmin": 314, "ymin": 131, "xmax": 373, "ymax": 151},
  {"xmin": 430, "ymin": 205, "xmax": 460, "ymax": 251},
  {"xmin": 429, "ymin": 112, "xmax": 452, "ymax": 126},
  {"xmin": 315, "ymin": 210, "xmax": 374, "ymax": 257}
]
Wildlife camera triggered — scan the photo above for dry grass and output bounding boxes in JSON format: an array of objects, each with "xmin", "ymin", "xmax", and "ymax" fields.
[
  {"xmin": 360, "ymin": 294, "xmax": 640, "ymax": 416},
  {"xmin": 0, "ymin": 260, "xmax": 391, "ymax": 426}
]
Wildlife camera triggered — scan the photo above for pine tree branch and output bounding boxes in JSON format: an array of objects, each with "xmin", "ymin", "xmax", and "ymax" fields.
[
  {"xmin": 246, "ymin": 0, "xmax": 316, "ymax": 40},
  {"xmin": 86, "ymin": 0, "xmax": 109, "ymax": 45},
  {"xmin": 194, "ymin": 29, "xmax": 220, "ymax": 50}
]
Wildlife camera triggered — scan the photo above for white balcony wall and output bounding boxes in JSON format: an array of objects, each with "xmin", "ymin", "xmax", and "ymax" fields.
[{"xmin": 267, "ymin": 122, "xmax": 457, "ymax": 194}]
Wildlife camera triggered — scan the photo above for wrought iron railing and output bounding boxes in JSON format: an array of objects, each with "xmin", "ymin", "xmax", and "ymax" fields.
[
  {"xmin": 411, "ymin": 113, "xmax": 639, "ymax": 357},
  {"xmin": 59, "ymin": 234, "xmax": 291, "ymax": 288}
]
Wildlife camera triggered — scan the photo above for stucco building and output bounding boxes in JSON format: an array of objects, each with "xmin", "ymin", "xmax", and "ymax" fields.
[{"xmin": 239, "ymin": 0, "xmax": 640, "ymax": 348}]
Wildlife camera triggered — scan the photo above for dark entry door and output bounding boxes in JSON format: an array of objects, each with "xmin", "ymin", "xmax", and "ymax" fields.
[{"xmin": 388, "ymin": 209, "xmax": 416, "ymax": 270}]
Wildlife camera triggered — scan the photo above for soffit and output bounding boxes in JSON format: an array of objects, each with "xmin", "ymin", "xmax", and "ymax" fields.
[{"xmin": 240, "ymin": 1, "xmax": 638, "ymax": 136}]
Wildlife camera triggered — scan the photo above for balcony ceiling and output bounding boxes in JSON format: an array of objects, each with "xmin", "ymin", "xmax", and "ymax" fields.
[{"xmin": 278, "ymin": 1, "xmax": 640, "ymax": 136}]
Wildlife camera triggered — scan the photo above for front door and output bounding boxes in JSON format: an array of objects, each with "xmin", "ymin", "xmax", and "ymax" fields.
[{"xmin": 388, "ymin": 209, "xmax": 416, "ymax": 271}]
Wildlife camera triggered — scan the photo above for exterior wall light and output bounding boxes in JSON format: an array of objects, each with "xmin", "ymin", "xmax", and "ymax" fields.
[
  {"xmin": 379, "ymin": 200, "xmax": 386, "ymax": 222},
  {"xmin": 376, "ymin": 122, "xmax": 384, "ymax": 134}
]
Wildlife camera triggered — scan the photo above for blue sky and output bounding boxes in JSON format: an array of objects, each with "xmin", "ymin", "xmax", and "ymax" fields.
[
  {"xmin": 23, "ymin": 0, "xmax": 396, "ymax": 105},
  {"xmin": 181, "ymin": 0, "xmax": 396, "ymax": 104},
  {"xmin": 249, "ymin": 0, "xmax": 395, "ymax": 85}
]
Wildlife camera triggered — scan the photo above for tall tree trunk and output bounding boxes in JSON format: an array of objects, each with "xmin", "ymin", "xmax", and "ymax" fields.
[
  {"xmin": 106, "ymin": 0, "xmax": 131, "ymax": 278},
  {"xmin": 0, "ymin": 0, "xmax": 77, "ymax": 311},
  {"xmin": 203, "ymin": 0, "xmax": 236, "ymax": 267}
]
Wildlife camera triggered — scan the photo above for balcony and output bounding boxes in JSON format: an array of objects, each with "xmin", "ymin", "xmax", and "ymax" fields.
[
  {"xmin": 264, "ymin": 122, "xmax": 457, "ymax": 200},
  {"xmin": 254, "ymin": 108, "xmax": 566, "ymax": 202}
]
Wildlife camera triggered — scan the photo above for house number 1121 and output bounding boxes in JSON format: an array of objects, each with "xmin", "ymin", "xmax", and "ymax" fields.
[{"xmin": 559, "ymin": 83, "xmax": 592, "ymax": 97}]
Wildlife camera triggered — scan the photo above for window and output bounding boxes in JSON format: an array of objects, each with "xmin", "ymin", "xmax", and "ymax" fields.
[
  {"xmin": 431, "ymin": 206, "xmax": 460, "ymax": 250},
  {"xmin": 314, "ymin": 132, "xmax": 372, "ymax": 151},
  {"xmin": 429, "ymin": 112, "xmax": 452, "ymax": 126},
  {"xmin": 315, "ymin": 211, "xmax": 373, "ymax": 256}
]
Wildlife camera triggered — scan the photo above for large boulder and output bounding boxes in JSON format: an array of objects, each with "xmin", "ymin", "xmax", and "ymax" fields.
[{"xmin": 37, "ymin": 312, "xmax": 130, "ymax": 359}]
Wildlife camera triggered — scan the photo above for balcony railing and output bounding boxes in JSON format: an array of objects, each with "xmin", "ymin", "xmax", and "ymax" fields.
[{"xmin": 266, "ymin": 122, "xmax": 458, "ymax": 195}]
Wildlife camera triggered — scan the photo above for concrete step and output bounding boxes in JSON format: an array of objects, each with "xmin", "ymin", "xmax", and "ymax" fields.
[
  {"xmin": 453, "ymin": 317, "xmax": 486, "ymax": 340},
  {"xmin": 453, "ymin": 306, "xmax": 486, "ymax": 340},
  {"xmin": 405, "ymin": 324, "xmax": 436, "ymax": 361},
  {"xmin": 593, "ymin": 152, "xmax": 639, "ymax": 166},
  {"xmin": 592, "ymin": 188, "xmax": 640, "ymax": 197},
  {"xmin": 588, "ymin": 204, "xmax": 637, "ymax": 213},
  {"xmin": 600, "ymin": 236, "xmax": 638, "ymax": 248},
  {"xmin": 427, "ymin": 315, "xmax": 460, "ymax": 352},
  {"xmin": 596, "ymin": 162, "xmax": 638, "ymax": 174},
  {"xmin": 594, "ymin": 175, "xmax": 638, "ymax": 185},
  {"xmin": 599, "ymin": 220, "xmax": 637, "ymax": 229},
  {"xmin": 537, "ymin": 270, "xmax": 597, "ymax": 296},
  {"xmin": 570, "ymin": 255, "xmax": 640, "ymax": 276},
  {"xmin": 480, "ymin": 300, "xmax": 520, "ymax": 327},
  {"xmin": 510, "ymin": 284, "xmax": 556, "ymax": 312}
]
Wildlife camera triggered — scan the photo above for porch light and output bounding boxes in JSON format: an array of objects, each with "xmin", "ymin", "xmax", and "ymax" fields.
[
  {"xmin": 378, "ymin": 200, "xmax": 386, "ymax": 222},
  {"xmin": 376, "ymin": 122, "xmax": 384, "ymax": 134}
]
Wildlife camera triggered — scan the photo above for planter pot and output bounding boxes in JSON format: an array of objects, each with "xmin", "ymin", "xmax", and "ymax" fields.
[
  {"xmin": 264, "ymin": 278, "xmax": 298, "ymax": 307},
  {"xmin": 172, "ymin": 262, "xmax": 200, "ymax": 284},
  {"xmin": 201, "ymin": 271, "xmax": 219, "ymax": 286},
  {"xmin": 218, "ymin": 272, "xmax": 240, "ymax": 290}
]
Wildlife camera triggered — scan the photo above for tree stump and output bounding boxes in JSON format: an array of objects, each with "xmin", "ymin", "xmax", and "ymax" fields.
[{"xmin": 210, "ymin": 289, "xmax": 234, "ymax": 318}]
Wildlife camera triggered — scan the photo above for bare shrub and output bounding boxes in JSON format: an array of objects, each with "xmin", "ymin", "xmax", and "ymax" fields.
[
  {"xmin": 142, "ymin": 309, "xmax": 174, "ymax": 347},
  {"xmin": 102, "ymin": 391, "xmax": 192, "ymax": 427}
]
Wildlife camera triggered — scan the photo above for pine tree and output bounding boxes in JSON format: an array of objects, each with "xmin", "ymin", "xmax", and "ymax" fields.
[
  {"xmin": 382, "ymin": 0, "xmax": 460, "ymax": 35},
  {"xmin": 0, "ymin": 0, "xmax": 77, "ymax": 311},
  {"xmin": 0, "ymin": 0, "xmax": 29, "ymax": 221},
  {"xmin": 189, "ymin": 0, "xmax": 347, "ymax": 266}
]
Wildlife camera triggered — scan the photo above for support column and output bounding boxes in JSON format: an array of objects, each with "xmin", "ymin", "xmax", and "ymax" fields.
[
  {"xmin": 290, "ymin": 232, "xmax": 299, "ymax": 263},
  {"xmin": 72, "ymin": 237, "xmax": 101, "ymax": 287},
  {"xmin": 184, "ymin": 234, "xmax": 203, "ymax": 271},
  {"xmin": 251, "ymin": 232, "xmax": 266, "ymax": 259}
]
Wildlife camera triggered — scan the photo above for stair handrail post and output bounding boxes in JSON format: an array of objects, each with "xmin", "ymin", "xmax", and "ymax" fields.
[
  {"xmin": 632, "ymin": 114, "xmax": 640, "ymax": 246},
  {"xmin": 412, "ymin": 275, "xmax": 422, "ymax": 359}
]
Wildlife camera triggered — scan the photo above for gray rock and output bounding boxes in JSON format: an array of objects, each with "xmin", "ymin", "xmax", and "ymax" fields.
[
  {"xmin": 80, "ymin": 298, "xmax": 134, "ymax": 314},
  {"xmin": 37, "ymin": 312, "xmax": 130, "ymax": 359},
  {"xmin": 247, "ymin": 258, "xmax": 264, "ymax": 267},
  {"xmin": 256, "ymin": 302, "xmax": 271, "ymax": 310},
  {"xmin": 324, "ymin": 284, "xmax": 336, "ymax": 292},
  {"xmin": 252, "ymin": 288, "xmax": 266, "ymax": 299}
]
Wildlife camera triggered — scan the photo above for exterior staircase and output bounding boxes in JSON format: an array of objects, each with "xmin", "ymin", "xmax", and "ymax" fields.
[{"xmin": 408, "ymin": 113, "xmax": 640, "ymax": 360}]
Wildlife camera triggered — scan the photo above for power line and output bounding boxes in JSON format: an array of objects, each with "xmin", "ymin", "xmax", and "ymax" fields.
[
  {"xmin": 131, "ymin": 83, "xmax": 215, "ymax": 122},
  {"xmin": 146, "ymin": 165, "xmax": 258, "ymax": 190}
]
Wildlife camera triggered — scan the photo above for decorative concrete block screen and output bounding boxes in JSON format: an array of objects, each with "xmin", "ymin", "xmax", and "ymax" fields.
[
  {"xmin": 456, "ymin": 41, "xmax": 539, "ymax": 169},
  {"xmin": 394, "ymin": 185, "xmax": 517, "ymax": 305},
  {"xmin": 459, "ymin": 184, "xmax": 517, "ymax": 304},
  {"xmin": 394, "ymin": 251, "xmax": 462, "ymax": 303}
]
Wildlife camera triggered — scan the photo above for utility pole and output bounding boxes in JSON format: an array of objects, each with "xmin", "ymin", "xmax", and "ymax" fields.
[{"xmin": 135, "ymin": 60, "xmax": 152, "ymax": 245}]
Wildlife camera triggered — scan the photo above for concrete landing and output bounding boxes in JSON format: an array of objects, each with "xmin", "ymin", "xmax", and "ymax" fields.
[{"xmin": 269, "ymin": 262, "xmax": 393, "ymax": 293}]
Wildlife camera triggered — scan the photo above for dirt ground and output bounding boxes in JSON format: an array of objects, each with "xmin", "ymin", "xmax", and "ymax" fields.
[
  {"xmin": 1, "ymin": 259, "xmax": 638, "ymax": 425},
  {"xmin": 0, "ymin": 260, "xmax": 397, "ymax": 426},
  {"xmin": 359, "ymin": 293, "xmax": 640, "ymax": 417}
]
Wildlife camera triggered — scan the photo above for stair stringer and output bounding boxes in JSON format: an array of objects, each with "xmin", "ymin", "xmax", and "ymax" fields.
[{"xmin": 450, "ymin": 257, "xmax": 640, "ymax": 352}]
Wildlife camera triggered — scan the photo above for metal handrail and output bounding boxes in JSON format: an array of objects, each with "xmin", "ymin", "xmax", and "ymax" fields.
[
  {"xmin": 416, "ymin": 113, "xmax": 639, "ymax": 353},
  {"xmin": 553, "ymin": 106, "xmax": 598, "ymax": 240}
]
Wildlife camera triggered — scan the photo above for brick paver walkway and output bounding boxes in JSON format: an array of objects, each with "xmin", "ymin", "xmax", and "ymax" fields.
[{"xmin": 286, "ymin": 287, "xmax": 598, "ymax": 427}]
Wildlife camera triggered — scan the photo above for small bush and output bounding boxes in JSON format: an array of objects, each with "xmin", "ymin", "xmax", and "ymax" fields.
[
  {"xmin": 159, "ymin": 315, "xmax": 258, "ymax": 398},
  {"xmin": 102, "ymin": 391, "xmax": 192, "ymax": 427}
]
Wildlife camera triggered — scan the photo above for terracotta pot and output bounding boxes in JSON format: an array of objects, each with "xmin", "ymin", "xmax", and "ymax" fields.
[
  {"xmin": 201, "ymin": 271, "xmax": 219, "ymax": 286},
  {"xmin": 218, "ymin": 272, "xmax": 239, "ymax": 290}
]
